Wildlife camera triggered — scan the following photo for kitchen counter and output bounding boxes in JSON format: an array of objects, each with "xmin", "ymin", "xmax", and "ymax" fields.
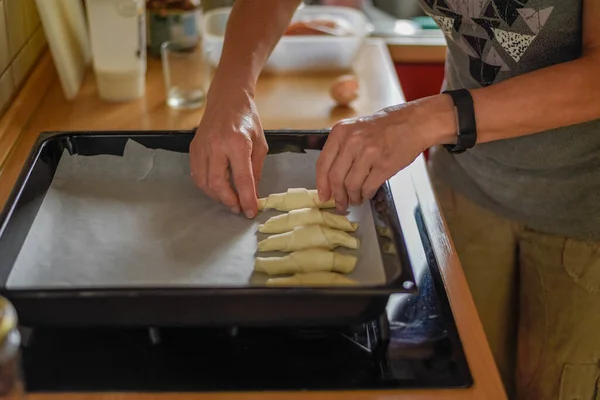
[
  {"xmin": 0, "ymin": 39, "xmax": 503, "ymax": 400},
  {"xmin": 386, "ymin": 36, "xmax": 446, "ymax": 63},
  {"xmin": 360, "ymin": 4, "xmax": 447, "ymax": 63}
]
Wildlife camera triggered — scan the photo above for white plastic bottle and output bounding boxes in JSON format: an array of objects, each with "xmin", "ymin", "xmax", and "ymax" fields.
[{"xmin": 85, "ymin": 0, "xmax": 147, "ymax": 102}]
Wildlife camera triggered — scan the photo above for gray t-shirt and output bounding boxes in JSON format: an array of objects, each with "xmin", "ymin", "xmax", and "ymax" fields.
[{"xmin": 418, "ymin": 0, "xmax": 600, "ymax": 240}]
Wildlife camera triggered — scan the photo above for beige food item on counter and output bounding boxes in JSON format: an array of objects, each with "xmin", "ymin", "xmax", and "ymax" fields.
[
  {"xmin": 266, "ymin": 271, "xmax": 359, "ymax": 286},
  {"xmin": 284, "ymin": 19, "xmax": 351, "ymax": 36},
  {"xmin": 255, "ymin": 249, "xmax": 357, "ymax": 276},
  {"xmin": 258, "ymin": 207, "xmax": 358, "ymax": 234},
  {"xmin": 330, "ymin": 75, "xmax": 359, "ymax": 107},
  {"xmin": 257, "ymin": 224, "xmax": 360, "ymax": 252},
  {"xmin": 257, "ymin": 188, "xmax": 335, "ymax": 212}
]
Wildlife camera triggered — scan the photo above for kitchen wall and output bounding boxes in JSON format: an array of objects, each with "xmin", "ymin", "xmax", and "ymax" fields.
[{"xmin": 0, "ymin": 0, "xmax": 47, "ymax": 117}]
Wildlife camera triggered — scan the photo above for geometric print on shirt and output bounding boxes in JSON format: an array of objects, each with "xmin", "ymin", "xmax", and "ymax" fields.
[{"xmin": 421, "ymin": 0, "xmax": 554, "ymax": 86}]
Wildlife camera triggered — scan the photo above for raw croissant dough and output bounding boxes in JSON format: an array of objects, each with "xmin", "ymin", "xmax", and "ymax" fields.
[
  {"xmin": 376, "ymin": 226, "xmax": 393, "ymax": 239},
  {"xmin": 266, "ymin": 271, "xmax": 358, "ymax": 286},
  {"xmin": 257, "ymin": 224, "xmax": 360, "ymax": 252},
  {"xmin": 255, "ymin": 249, "xmax": 357, "ymax": 275},
  {"xmin": 258, "ymin": 207, "xmax": 358, "ymax": 234},
  {"xmin": 383, "ymin": 241, "xmax": 397, "ymax": 255},
  {"xmin": 258, "ymin": 188, "xmax": 335, "ymax": 212}
]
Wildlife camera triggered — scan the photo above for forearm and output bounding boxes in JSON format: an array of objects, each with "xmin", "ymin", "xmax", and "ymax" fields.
[
  {"xmin": 421, "ymin": 54, "xmax": 600, "ymax": 147},
  {"xmin": 472, "ymin": 54, "xmax": 600, "ymax": 143},
  {"xmin": 209, "ymin": 0, "xmax": 302, "ymax": 94}
]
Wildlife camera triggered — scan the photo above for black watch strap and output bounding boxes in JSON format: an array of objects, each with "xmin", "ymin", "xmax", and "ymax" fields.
[{"xmin": 442, "ymin": 89, "xmax": 477, "ymax": 154}]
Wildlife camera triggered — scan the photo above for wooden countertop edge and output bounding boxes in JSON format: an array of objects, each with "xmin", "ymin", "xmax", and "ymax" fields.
[
  {"xmin": 0, "ymin": 51, "xmax": 55, "ymax": 171},
  {"xmin": 385, "ymin": 40, "xmax": 447, "ymax": 64},
  {"xmin": 409, "ymin": 157, "xmax": 507, "ymax": 400},
  {"xmin": 27, "ymin": 389, "xmax": 490, "ymax": 400},
  {"xmin": 385, "ymin": 38, "xmax": 503, "ymax": 396}
]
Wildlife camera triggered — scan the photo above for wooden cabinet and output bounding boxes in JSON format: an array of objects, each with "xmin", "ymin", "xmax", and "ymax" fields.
[
  {"xmin": 394, "ymin": 61, "xmax": 445, "ymax": 159},
  {"xmin": 394, "ymin": 62, "xmax": 444, "ymax": 102}
]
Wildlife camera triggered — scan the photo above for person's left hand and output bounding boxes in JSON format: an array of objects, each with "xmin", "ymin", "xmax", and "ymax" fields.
[{"xmin": 316, "ymin": 98, "xmax": 455, "ymax": 210}]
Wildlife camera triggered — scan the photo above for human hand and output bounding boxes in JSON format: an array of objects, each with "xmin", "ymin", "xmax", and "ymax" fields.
[
  {"xmin": 190, "ymin": 88, "xmax": 268, "ymax": 219},
  {"xmin": 316, "ymin": 96, "xmax": 456, "ymax": 210}
]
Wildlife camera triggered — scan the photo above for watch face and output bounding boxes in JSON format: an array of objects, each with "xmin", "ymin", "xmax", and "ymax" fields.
[{"xmin": 442, "ymin": 89, "xmax": 477, "ymax": 152}]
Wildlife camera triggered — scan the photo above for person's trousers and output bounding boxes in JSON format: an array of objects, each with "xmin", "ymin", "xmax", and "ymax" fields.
[{"xmin": 430, "ymin": 174, "xmax": 600, "ymax": 400}]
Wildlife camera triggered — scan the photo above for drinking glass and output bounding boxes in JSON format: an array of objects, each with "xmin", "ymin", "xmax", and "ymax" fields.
[{"xmin": 161, "ymin": 40, "xmax": 208, "ymax": 110}]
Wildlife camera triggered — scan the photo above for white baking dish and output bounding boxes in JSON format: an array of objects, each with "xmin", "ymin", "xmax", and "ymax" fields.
[{"xmin": 201, "ymin": 6, "xmax": 370, "ymax": 73}]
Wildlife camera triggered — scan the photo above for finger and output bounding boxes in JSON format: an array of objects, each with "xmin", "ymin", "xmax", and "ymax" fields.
[
  {"xmin": 345, "ymin": 153, "xmax": 372, "ymax": 206},
  {"xmin": 361, "ymin": 167, "xmax": 386, "ymax": 201},
  {"xmin": 316, "ymin": 136, "xmax": 341, "ymax": 202},
  {"xmin": 198, "ymin": 147, "xmax": 222, "ymax": 203},
  {"xmin": 189, "ymin": 140, "xmax": 204, "ymax": 187},
  {"xmin": 190, "ymin": 141, "xmax": 217, "ymax": 200},
  {"xmin": 229, "ymin": 147, "xmax": 259, "ymax": 219},
  {"xmin": 328, "ymin": 148, "xmax": 356, "ymax": 211},
  {"xmin": 251, "ymin": 137, "xmax": 268, "ymax": 193},
  {"xmin": 207, "ymin": 151, "xmax": 241, "ymax": 211},
  {"xmin": 223, "ymin": 165, "xmax": 242, "ymax": 214}
]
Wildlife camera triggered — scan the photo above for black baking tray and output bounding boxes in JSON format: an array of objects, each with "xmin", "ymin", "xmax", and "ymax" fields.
[{"xmin": 0, "ymin": 130, "xmax": 419, "ymax": 328}]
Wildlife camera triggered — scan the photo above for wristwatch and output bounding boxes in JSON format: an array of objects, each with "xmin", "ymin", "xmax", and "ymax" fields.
[{"xmin": 442, "ymin": 89, "xmax": 477, "ymax": 154}]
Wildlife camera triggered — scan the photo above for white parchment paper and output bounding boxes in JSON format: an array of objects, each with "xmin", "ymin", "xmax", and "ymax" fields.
[{"xmin": 7, "ymin": 140, "xmax": 385, "ymax": 289}]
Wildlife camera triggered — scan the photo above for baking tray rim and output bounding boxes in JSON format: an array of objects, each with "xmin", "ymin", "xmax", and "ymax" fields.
[{"xmin": 0, "ymin": 129, "xmax": 418, "ymax": 297}]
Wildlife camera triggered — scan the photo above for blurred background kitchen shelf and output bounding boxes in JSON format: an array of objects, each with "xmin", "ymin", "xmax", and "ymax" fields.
[
  {"xmin": 201, "ymin": 0, "xmax": 447, "ymax": 101},
  {"xmin": 0, "ymin": 0, "xmax": 447, "ymax": 118},
  {"xmin": 298, "ymin": 0, "xmax": 448, "ymax": 101},
  {"xmin": 0, "ymin": 0, "xmax": 47, "ymax": 116}
]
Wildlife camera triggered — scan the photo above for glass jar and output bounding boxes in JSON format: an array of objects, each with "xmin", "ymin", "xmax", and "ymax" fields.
[
  {"xmin": 147, "ymin": 0, "xmax": 202, "ymax": 57},
  {"xmin": 0, "ymin": 297, "xmax": 23, "ymax": 399}
]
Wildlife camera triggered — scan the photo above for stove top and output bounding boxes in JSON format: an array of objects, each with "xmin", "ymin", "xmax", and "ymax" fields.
[{"xmin": 19, "ymin": 211, "xmax": 472, "ymax": 393}]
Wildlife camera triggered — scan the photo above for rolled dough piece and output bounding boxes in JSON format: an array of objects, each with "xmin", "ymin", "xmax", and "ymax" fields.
[
  {"xmin": 257, "ymin": 188, "xmax": 335, "ymax": 212},
  {"xmin": 255, "ymin": 249, "xmax": 357, "ymax": 275},
  {"xmin": 257, "ymin": 224, "xmax": 360, "ymax": 252},
  {"xmin": 377, "ymin": 225, "xmax": 393, "ymax": 239},
  {"xmin": 266, "ymin": 272, "xmax": 358, "ymax": 286},
  {"xmin": 258, "ymin": 207, "xmax": 358, "ymax": 234},
  {"xmin": 383, "ymin": 241, "xmax": 397, "ymax": 255}
]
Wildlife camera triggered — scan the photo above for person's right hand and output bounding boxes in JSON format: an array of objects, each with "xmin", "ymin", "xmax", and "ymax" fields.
[{"xmin": 190, "ymin": 88, "xmax": 268, "ymax": 219}]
